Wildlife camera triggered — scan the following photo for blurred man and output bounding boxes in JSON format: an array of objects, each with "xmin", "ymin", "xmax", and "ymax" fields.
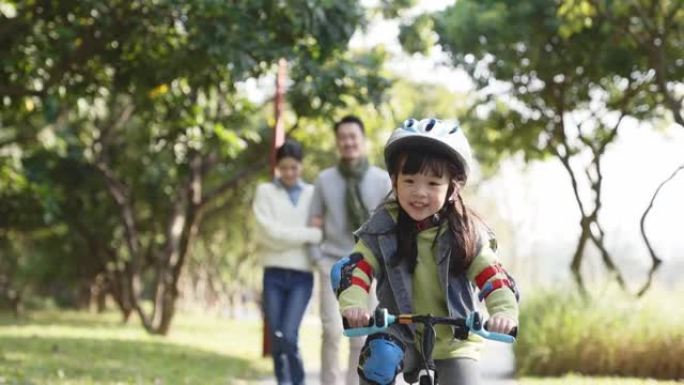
[{"xmin": 309, "ymin": 115, "xmax": 391, "ymax": 385}]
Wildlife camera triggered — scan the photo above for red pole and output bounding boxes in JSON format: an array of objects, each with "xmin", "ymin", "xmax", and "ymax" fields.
[
  {"xmin": 270, "ymin": 58, "xmax": 287, "ymax": 173},
  {"xmin": 263, "ymin": 58, "xmax": 287, "ymax": 357}
]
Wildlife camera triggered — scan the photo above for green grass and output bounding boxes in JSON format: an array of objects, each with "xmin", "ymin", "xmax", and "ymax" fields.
[
  {"xmin": 520, "ymin": 375, "xmax": 684, "ymax": 384},
  {"xmin": 0, "ymin": 310, "xmax": 275, "ymax": 385}
]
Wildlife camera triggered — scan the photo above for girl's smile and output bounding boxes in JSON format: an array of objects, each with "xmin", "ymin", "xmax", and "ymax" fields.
[{"xmin": 396, "ymin": 171, "xmax": 451, "ymax": 221}]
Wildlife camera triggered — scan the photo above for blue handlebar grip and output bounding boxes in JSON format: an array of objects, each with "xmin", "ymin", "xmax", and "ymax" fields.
[
  {"xmin": 474, "ymin": 329, "xmax": 516, "ymax": 343},
  {"xmin": 343, "ymin": 325, "xmax": 385, "ymax": 337},
  {"xmin": 466, "ymin": 313, "xmax": 516, "ymax": 344},
  {"xmin": 343, "ymin": 312, "xmax": 396, "ymax": 337}
]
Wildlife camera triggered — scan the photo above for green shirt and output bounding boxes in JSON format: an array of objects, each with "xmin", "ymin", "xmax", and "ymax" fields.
[{"xmin": 338, "ymin": 210, "xmax": 518, "ymax": 360}]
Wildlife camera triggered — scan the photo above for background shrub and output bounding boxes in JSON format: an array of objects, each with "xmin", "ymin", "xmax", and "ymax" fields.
[{"xmin": 515, "ymin": 287, "xmax": 684, "ymax": 380}]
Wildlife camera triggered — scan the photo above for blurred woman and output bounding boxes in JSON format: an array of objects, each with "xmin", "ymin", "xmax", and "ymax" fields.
[{"xmin": 252, "ymin": 139, "xmax": 322, "ymax": 385}]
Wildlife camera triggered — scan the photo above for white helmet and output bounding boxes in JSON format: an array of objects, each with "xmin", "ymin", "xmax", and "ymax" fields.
[{"xmin": 384, "ymin": 118, "xmax": 473, "ymax": 180}]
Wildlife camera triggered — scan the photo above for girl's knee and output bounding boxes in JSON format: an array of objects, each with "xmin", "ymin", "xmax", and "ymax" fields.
[{"xmin": 357, "ymin": 333, "xmax": 405, "ymax": 385}]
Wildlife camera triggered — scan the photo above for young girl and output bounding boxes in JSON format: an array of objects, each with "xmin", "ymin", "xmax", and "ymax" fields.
[{"xmin": 332, "ymin": 118, "xmax": 519, "ymax": 385}]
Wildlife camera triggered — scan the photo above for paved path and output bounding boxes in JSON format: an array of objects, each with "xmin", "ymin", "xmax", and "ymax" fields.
[
  {"xmin": 480, "ymin": 340, "xmax": 518, "ymax": 385},
  {"xmin": 257, "ymin": 340, "xmax": 517, "ymax": 385}
]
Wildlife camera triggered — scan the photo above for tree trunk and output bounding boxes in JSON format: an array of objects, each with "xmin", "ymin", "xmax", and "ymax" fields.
[
  {"xmin": 87, "ymin": 273, "xmax": 108, "ymax": 313},
  {"xmin": 637, "ymin": 164, "xmax": 683, "ymax": 296},
  {"xmin": 570, "ymin": 220, "xmax": 591, "ymax": 298},
  {"xmin": 108, "ymin": 271, "xmax": 134, "ymax": 323},
  {"xmin": 139, "ymin": 183, "xmax": 200, "ymax": 335},
  {"xmin": 588, "ymin": 222, "xmax": 627, "ymax": 290},
  {"xmin": 552, "ymin": 94, "xmax": 631, "ymax": 296},
  {"xmin": 96, "ymin": 132, "xmax": 267, "ymax": 334},
  {"xmin": 139, "ymin": 270, "xmax": 179, "ymax": 335},
  {"xmin": 1, "ymin": 285, "xmax": 23, "ymax": 318},
  {"xmin": 96, "ymin": 289, "xmax": 107, "ymax": 313},
  {"xmin": 77, "ymin": 281, "xmax": 92, "ymax": 310}
]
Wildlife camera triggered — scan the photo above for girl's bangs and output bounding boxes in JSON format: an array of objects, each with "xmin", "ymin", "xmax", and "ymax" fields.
[{"xmin": 400, "ymin": 151, "xmax": 448, "ymax": 178}]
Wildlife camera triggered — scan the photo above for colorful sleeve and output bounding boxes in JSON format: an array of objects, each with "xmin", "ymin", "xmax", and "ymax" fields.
[
  {"xmin": 335, "ymin": 239, "xmax": 380, "ymax": 313},
  {"xmin": 466, "ymin": 243, "xmax": 519, "ymax": 321}
]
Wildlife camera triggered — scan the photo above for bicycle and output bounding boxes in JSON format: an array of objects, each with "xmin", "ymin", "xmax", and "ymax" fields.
[{"xmin": 343, "ymin": 308, "xmax": 517, "ymax": 385}]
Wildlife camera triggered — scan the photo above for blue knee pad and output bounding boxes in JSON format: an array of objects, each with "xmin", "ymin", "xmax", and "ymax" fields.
[{"xmin": 358, "ymin": 333, "xmax": 405, "ymax": 385}]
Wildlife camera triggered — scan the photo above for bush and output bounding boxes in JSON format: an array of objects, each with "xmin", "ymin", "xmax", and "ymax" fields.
[{"xmin": 515, "ymin": 287, "xmax": 684, "ymax": 380}]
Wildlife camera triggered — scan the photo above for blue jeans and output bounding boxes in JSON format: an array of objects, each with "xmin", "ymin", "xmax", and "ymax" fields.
[{"xmin": 263, "ymin": 267, "xmax": 314, "ymax": 385}]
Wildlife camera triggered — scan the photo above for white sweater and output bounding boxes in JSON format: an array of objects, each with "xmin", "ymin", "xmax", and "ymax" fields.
[{"xmin": 252, "ymin": 181, "xmax": 322, "ymax": 272}]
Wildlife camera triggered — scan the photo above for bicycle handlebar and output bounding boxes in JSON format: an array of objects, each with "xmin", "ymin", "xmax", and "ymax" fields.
[{"xmin": 342, "ymin": 308, "xmax": 516, "ymax": 344}]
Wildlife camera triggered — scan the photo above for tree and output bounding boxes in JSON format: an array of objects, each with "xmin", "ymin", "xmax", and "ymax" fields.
[
  {"xmin": 423, "ymin": 0, "xmax": 662, "ymax": 295},
  {"xmin": 558, "ymin": 0, "xmax": 683, "ymax": 295},
  {"xmin": 0, "ymin": 0, "xmax": 390, "ymax": 333}
]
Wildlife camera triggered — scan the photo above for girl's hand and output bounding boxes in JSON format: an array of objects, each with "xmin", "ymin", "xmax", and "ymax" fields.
[
  {"xmin": 342, "ymin": 307, "xmax": 371, "ymax": 328},
  {"xmin": 486, "ymin": 314, "xmax": 517, "ymax": 334}
]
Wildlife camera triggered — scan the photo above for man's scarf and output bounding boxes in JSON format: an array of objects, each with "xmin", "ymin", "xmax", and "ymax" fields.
[{"xmin": 338, "ymin": 157, "xmax": 370, "ymax": 230}]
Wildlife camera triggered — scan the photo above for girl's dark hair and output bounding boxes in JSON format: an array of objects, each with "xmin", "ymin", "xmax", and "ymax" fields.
[
  {"xmin": 276, "ymin": 139, "xmax": 303, "ymax": 162},
  {"xmin": 390, "ymin": 148, "xmax": 480, "ymax": 275}
]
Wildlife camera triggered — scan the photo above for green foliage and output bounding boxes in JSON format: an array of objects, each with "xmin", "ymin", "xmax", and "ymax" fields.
[
  {"xmin": 387, "ymin": 81, "xmax": 469, "ymax": 120},
  {"xmin": 289, "ymin": 47, "xmax": 392, "ymax": 119},
  {"xmin": 516, "ymin": 288, "xmax": 684, "ymax": 379},
  {"xmin": 557, "ymin": 0, "xmax": 597, "ymax": 38},
  {"xmin": 379, "ymin": 0, "xmax": 417, "ymax": 19},
  {"xmin": 0, "ymin": 0, "xmax": 598, "ymax": 329},
  {"xmin": 0, "ymin": 0, "xmax": 396, "ymax": 332},
  {"xmin": 559, "ymin": 0, "xmax": 684, "ymax": 125},
  {"xmin": 433, "ymin": 0, "xmax": 664, "ymax": 167},
  {"xmin": 185, "ymin": 181, "xmax": 262, "ymax": 309},
  {"xmin": 290, "ymin": 78, "xmax": 470, "ymax": 177},
  {"xmin": 1, "ymin": 151, "xmax": 104, "ymax": 309},
  {"xmin": 399, "ymin": 14, "xmax": 437, "ymax": 55},
  {"xmin": 0, "ymin": 0, "xmax": 365, "ymax": 99},
  {"xmin": 430, "ymin": 0, "xmax": 682, "ymax": 295}
]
